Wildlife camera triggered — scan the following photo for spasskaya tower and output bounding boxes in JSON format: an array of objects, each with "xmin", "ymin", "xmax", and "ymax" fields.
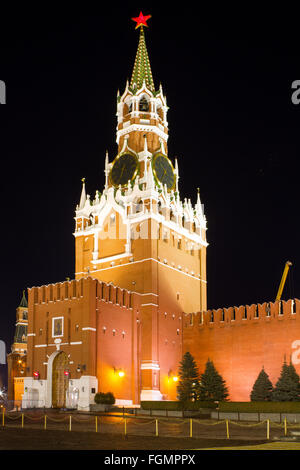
[
  {"xmin": 21, "ymin": 12, "xmax": 207, "ymax": 409},
  {"xmin": 73, "ymin": 12, "xmax": 207, "ymax": 401}
]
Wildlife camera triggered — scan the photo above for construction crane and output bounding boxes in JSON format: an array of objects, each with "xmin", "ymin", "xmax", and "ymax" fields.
[{"xmin": 275, "ymin": 261, "xmax": 293, "ymax": 301}]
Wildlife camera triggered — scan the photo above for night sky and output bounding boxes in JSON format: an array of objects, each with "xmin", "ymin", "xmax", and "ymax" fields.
[{"xmin": 1, "ymin": 5, "xmax": 300, "ymax": 385}]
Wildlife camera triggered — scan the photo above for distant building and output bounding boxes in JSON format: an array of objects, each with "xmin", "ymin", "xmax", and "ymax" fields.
[{"xmin": 7, "ymin": 291, "xmax": 28, "ymax": 408}]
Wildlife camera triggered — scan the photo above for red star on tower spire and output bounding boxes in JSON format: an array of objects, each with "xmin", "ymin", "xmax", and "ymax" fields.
[{"xmin": 132, "ymin": 11, "xmax": 151, "ymax": 29}]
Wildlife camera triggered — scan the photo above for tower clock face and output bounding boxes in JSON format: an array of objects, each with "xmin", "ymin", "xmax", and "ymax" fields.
[
  {"xmin": 152, "ymin": 154, "xmax": 175, "ymax": 190},
  {"xmin": 110, "ymin": 152, "xmax": 139, "ymax": 187}
]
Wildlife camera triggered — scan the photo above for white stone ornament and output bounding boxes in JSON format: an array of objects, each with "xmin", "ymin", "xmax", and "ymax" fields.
[{"xmin": 54, "ymin": 338, "xmax": 62, "ymax": 351}]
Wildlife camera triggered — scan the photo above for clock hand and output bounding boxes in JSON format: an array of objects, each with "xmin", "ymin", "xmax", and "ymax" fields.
[{"xmin": 120, "ymin": 165, "xmax": 125, "ymax": 179}]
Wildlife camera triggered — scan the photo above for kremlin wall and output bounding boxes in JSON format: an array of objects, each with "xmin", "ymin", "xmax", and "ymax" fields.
[
  {"xmin": 183, "ymin": 299, "xmax": 300, "ymax": 401},
  {"xmin": 15, "ymin": 283, "xmax": 300, "ymax": 405}
]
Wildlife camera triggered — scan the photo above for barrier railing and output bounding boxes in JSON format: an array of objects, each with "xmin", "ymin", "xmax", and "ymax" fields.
[{"xmin": 1, "ymin": 408, "xmax": 298, "ymax": 441}]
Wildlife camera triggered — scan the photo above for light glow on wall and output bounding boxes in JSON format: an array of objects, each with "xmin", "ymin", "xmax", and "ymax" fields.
[{"xmin": 114, "ymin": 367, "xmax": 125, "ymax": 378}]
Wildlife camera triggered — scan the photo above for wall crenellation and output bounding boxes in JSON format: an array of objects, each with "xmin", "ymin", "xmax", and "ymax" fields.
[
  {"xmin": 184, "ymin": 298, "xmax": 299, "ymax": 328},
  {"xmin": 29, "ymin": 276, "xmax": 136, "ymax": 309}
]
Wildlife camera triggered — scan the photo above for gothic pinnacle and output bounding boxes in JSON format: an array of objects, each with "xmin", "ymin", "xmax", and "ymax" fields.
[{"xmin": 79, "ymin": 178, "xmax": 87, "ymax": 209}]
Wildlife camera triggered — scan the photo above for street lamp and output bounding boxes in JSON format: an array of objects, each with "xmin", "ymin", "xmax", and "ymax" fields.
[
  {"xmin": 168, "ymin": 370, "xmax": 178, "ymax": 382},
  {"xmin": 114, "ymin": 367, "xmax": 125, "ymax": 378}
]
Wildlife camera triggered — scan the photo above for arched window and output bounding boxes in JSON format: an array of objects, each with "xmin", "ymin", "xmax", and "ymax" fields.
[
  {"xmin": 157, "ymin": 106, "xmax": 163, "ymax": 120},
  {"xmin": 136, "ymin": 199, "xmax": 143, "ymax": 212},
  {"xmin": 139, "ymin": 97, "xmax": 149, "ymax": 111}
]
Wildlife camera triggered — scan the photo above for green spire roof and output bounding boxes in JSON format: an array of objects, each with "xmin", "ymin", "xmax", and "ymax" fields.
[
  {"xmin": 130, "ymin": 26, "xmax": 155, "ymax": 93},
  {"xmin": 19, "ymin": 290, "xmax": 28, "ymax": 308}
]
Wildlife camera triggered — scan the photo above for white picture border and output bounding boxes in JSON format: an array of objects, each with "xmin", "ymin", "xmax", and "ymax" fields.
[{"xmin": 52, "ymin": 316, "xmax": 64, "ymax": 338}]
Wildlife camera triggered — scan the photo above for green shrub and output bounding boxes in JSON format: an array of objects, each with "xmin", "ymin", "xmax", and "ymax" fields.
[
  {"xmin": 94, "ymin": 392, "xmax": 115, "ymax": 405},
  {"xmin": 219, "ymin": 401, "xmax": 300, "ymax": 413},
  {"xmin": 141, "ymin": 401, "xmax": 217, "ymax": 411},
  {"xmin": 141, "ymin": 401, "xmax": 181, "ymax": 411}
]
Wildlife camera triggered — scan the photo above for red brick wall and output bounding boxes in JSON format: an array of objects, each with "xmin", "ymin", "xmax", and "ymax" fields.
[
  {"xmin": 25, "ymin": 276, "xmax": 183, "ymax": 404},
  {"xmin": 184, "ymin": 299, "xmax": 300, "ymax": 401}
]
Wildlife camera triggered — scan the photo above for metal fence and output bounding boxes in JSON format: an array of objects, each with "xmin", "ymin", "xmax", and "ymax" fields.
[{"xmin": 1, "ymin": 408, "xmax": 299, "ymax": 440}]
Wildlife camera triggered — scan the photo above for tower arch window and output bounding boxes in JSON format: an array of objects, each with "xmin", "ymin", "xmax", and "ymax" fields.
[
  {"xmin": 139, "ymin": 96, "xmax": 149, "ymax": 112},
  {"xmin": 135, "ymin": 199, "xmax": 143, "ymax": 213},
  {"xmin": 157, "ymin": 105, "xmax": 163, "ymax": 120},
  {"xmin": 170, "ymin": 210, "xmax": 176, "ymax": 223}
]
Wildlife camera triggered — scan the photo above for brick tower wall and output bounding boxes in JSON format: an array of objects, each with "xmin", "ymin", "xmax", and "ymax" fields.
[{"xmin": 26, "ymin": 276, "xmax": 182, "ymax": 404}]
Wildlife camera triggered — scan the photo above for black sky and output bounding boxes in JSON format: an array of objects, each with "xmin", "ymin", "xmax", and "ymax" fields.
[{"xmin": 1, "ymin": 5, "xmax": 300, "ymax": 384}]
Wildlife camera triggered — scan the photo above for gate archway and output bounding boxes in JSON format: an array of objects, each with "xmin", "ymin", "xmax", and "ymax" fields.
[{"xmin": 52, "ymin": 351, "xmax": 68, "ymax": 408}]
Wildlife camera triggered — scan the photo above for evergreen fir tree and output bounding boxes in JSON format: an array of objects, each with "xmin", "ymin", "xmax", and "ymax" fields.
[
  {"xmin": 287, "ymin": 361, "xmax": 300, "ymax": 394},
  {"xmin": 177, "ymin": 351, "xmax": 200, "ymax": 402},
  {"xmin": 272, "ymin": 358, "xmax": 300, "ymax": 401},
  {"xmin": 198, "ymin": 359, "xmax": 229, "ymax": 402},
  {"xmin": 250, "ymin": 367, "xmax": 273, "ymax": 401}
]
